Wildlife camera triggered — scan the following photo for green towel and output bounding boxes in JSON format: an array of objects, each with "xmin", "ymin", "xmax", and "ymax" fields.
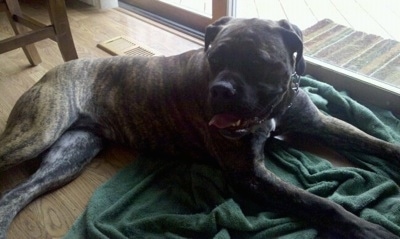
[{"xmin": 64, "ymin": 76, "xmax": 400, "ymax": 239}]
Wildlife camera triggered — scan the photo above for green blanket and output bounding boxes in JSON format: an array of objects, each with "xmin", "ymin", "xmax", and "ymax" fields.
[{"xmin": 64, "ymin": 76, "xmax": 400, "ymax": 239}]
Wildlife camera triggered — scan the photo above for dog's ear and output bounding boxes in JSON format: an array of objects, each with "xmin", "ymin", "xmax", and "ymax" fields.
[
  {"xmin": 277, "ymin": 20, "xmax": 306, "ymax": 75},
  {"xmin": 204, "ymin": 17, "xmax": 232, "ymax": 51}
]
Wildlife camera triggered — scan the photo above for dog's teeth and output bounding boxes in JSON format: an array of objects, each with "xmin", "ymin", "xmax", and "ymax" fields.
[{"xmin": 233, "ymin": 120, "xmax": 241, "ymax": 127}]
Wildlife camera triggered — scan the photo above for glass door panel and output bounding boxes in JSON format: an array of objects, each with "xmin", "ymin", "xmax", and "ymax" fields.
[{"xmin": 120, "ymin": 0, "xmax": 227, "ymax": 32}]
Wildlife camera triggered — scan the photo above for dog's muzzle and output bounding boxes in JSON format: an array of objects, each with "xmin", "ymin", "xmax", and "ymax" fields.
[
  {"xmin": 208, "ymin": 81, "xmax": 275, "ymax": 139},
  {"xmin": 208, "ymin": 73, "xmax": 300, "ymax": 139}
]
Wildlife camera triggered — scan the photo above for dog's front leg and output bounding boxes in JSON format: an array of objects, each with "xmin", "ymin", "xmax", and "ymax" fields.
[
  {"xmin": 216, "ymin": 131, "xmax": 398, "ymax": 238},
  {"xmin": 234, "ymin": 159, "xmax": 399, "ymax": 238},
  {"xmin": 0, "ymin": 129, "xmax": 103, "ymax": 239},
  {"xmin": 280, "ymin": 90, "xmax": 400, "ymax": 162}
]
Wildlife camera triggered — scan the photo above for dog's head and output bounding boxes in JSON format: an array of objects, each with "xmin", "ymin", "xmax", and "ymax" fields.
[{"xmin": 205, "ymin": 17, "xmax": 305, "ymax": 139}]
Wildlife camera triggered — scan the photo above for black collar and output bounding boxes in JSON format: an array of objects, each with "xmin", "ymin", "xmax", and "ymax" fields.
[{"xmin": 288, "ymin": 72, "xmax": 301, "ymax": 108}]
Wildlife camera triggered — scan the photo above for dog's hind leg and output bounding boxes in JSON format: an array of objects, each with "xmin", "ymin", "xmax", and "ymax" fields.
[
  {"xmin": 0, "ymin": 80, "xmax": 78, "ymax": 170},
  {"xmin": 0, "ymin": 129, "xmax": 103, "ymax": 238}
]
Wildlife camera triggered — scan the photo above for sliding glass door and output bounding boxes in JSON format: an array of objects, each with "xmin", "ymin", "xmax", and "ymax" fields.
[
  {"xmin": 231, "ymin": 0, "xmax": 400, "ymax": 113},
  {"xmin": 120, "ymin": 0, "xmax": 229, "ymax": 33}
]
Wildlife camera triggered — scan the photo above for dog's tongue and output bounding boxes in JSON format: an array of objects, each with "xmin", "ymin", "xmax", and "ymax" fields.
[{"xmin": 209, "ymin": 114, "xmax": 240, "ymax": 129}]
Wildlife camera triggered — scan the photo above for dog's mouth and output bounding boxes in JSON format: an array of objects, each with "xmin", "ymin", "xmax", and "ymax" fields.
[{"xmin": 208, "ymin": 113, "xmax": 269, "ymax": 139}]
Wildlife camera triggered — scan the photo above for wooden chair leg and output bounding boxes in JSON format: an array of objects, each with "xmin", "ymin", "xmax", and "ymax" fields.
[
  {"xmin": 48, "ymin": 0, "xmax": 78, "ymax": 61},
  {"xmin": 5, "ymin": 0, "xmax": 41, "ymax": 66}
]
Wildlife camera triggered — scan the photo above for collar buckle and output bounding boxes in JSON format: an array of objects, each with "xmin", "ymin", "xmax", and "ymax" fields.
[
  {"xmin": 288, "ymin": 72, "xmax": 301, "ymax": 109},
  {"xmin": 291, "ymin": 72, "xmax": 301, "ymax": 93}
]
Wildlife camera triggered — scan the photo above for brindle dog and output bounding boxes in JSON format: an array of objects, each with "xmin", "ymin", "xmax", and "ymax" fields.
[{"xmin": 1, "ymin": 17, "xmax": 399, "ymax": 238}]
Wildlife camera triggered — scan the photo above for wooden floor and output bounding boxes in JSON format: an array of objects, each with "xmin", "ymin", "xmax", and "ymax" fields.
[{"xmin": 0, "ymin": 1, "xmax": 201, "ymax": 238}]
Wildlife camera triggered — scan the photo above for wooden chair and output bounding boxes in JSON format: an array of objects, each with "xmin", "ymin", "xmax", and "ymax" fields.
[{"xmin": 0, "ymin": 0, "xmax": 78, "ymax": 65}]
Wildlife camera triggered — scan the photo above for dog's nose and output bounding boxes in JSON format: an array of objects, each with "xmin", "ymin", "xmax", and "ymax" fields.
[{"xmin": 210, "ymin": 81, "xmax": 236, "ymax": 100}]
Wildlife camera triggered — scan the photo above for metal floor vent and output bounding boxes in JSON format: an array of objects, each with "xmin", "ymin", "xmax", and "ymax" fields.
[{"xmin": 97, "ymin": 36, "xmax": 158, "ymax": 57}]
